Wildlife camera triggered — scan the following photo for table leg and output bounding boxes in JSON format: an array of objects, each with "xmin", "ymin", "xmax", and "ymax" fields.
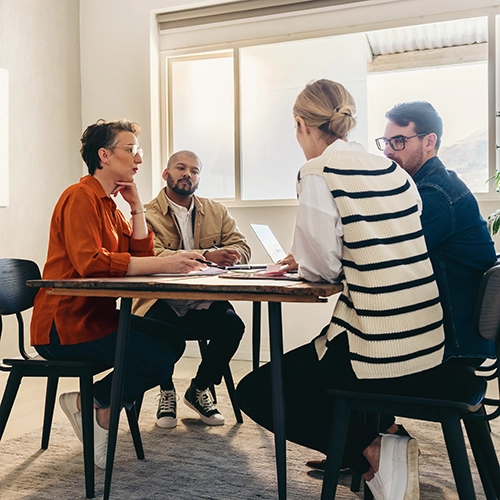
[
  {"xmin": 103, "ymin": 297, "xmax": 132, "ymax": 500},
  {"xmin": 268, "ymin": 301, "xmax": 286, "ymax": 500},
  {"xmin": 252, "ymin": 302, "xmax": 262, "ymax": 371}
]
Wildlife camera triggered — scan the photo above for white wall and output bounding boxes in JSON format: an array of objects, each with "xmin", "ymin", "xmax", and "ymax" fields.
[{"xmin": 0, "ymin": 0, "xmax": 82, "ymax": 357}]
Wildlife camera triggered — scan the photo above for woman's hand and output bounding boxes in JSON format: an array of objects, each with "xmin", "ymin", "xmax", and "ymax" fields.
[
  {"xmin": 112, "ymin": 181, "xmax": 143, "ymax": 212},
  {"xmin": 127, "ymin": 251, "xmax": 207, "ymax": 276},
  {"xmin": 161, "ymin": 251, "xmax": 207, "ymax": 274},
  {"xmin": 278, "ymin": 252, "xmax": 298, "ymax": 271}
]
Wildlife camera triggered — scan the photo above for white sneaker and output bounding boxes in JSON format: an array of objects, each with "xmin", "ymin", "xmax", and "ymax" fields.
[
  {"xmin": 366, "ymin": 434, "xmax": 419, "ymax": 500},
  {"xmin": 59, "ymin": 392, "xmax": 109, "ymax": 470},
  {"xmin": 59, "ymin": 392, "xmax": 83, "ymax": 442},
  {"xmin": 156, "ymin": 389, "xmax": 178, "ymax": 429}
]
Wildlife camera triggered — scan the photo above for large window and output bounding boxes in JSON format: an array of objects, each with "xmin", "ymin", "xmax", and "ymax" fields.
[
  {"xmin": 367, "ymin": 62, "xmax": 488, "ymax": 193},
  {"xmin": 160, "ymin": 7, "xmax": 496, "ymax": 204}
]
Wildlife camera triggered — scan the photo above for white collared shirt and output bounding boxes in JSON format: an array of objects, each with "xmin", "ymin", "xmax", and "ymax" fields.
[{"xmin": 165, "ymin": 195, "xmax": 211, "ymax": 316}]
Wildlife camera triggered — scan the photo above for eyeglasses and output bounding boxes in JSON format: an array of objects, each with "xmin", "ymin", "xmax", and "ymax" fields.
[
  {"xmin": 375, "ymin": 133, "xmax": 428, "ymax": 152},
  {"xmin": 112, "ymin": 145, "xmax": 144, "ymax": 158}
]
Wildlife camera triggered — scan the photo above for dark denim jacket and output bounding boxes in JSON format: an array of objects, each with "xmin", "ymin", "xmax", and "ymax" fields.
[{"xmin": 414, "ymin": 156, "xmax": 497, "ymax": 361}]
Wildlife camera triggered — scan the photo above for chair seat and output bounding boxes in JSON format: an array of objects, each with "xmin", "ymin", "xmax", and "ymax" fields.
[
  {"xmin": 328, "ymin": 384, "xmax": 486, "ymax": 418},
  {"xmin": 4, "ymin": 356, "xmax": 110, "ymax": 370},
  {"xmin": 328, "ymin": 368, "xmax": 488, "ymax": 414}
]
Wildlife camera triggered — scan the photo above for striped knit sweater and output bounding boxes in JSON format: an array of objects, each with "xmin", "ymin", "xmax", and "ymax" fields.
[{"xmin": 299, "ymin": 146, "xmax": 445, "ymax": 379}]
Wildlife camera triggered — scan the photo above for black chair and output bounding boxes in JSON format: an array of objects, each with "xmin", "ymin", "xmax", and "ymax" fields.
[
  {"xmin": 321, "ymin": 262, "xmax": 500, "ymax": 500},
  {"xmin": 0, "ymin": 258, "xmax": 144, "ymax": 499}
]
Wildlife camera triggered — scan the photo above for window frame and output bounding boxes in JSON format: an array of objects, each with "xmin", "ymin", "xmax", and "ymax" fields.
[{"xmin": 159, "ymin": 6, "xmax": 500, "ymax": 207}]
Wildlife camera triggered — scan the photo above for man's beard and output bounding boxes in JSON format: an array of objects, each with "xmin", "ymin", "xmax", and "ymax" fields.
[
  {"xmin": 167, "ymin": 172, "xmax": 198, "ymax": 196},
  {"xmin": 388, "ymin": 147, "xmax": 425, "ymax": 175}
]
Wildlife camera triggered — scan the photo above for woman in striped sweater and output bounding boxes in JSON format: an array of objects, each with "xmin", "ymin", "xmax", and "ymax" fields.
[{"xmin": 236, "ymin": 79, "xmax": 447, "ymax": 500}]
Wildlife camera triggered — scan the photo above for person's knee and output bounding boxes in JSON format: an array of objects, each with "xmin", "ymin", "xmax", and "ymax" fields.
[{"xmin": 223, "ymin": 310, "xmax": 245, "ymax": 339}]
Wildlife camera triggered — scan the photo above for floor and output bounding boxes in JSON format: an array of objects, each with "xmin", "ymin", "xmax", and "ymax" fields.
[{"xmin": 0, "ymin": 356, "xmax": 252, "ymax": 441}]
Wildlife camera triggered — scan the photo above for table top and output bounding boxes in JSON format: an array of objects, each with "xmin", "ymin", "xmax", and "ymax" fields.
[{"xmin": 27, "ymin": 275, "xmax": 342, "ymax": 303}]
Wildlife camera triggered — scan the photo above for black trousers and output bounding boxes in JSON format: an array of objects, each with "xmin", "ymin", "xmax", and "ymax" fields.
[
  {"xmin": 145, "ymin": 300, "xmax": 245, "ymax": 390},
  {"xmin": 236, "ymin": 331, "xmax": 478, "ymax": 473}
]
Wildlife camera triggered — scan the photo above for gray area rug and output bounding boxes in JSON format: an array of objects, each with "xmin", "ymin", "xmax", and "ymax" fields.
[{"xmin": 0, "ymin": 376, "xmax": 497, "ymax": 499}]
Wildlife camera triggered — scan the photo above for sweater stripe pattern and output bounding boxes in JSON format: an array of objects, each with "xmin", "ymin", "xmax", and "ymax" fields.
[{"xmin": 300, "ymin": 149, "xmax": 445, "ymax": 379}]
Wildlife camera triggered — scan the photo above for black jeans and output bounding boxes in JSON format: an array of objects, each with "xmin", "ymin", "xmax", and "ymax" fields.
[
  {"xmin": 145, "ymin": 300, "xmax": 245, "ymax": 390},
  {"xmin": 35, "ymin": 315, "xmax": 185, "ymax": 408},
  {"xmin": 236, "ymin": 331, "xmax": 479, "ymax": 473}
]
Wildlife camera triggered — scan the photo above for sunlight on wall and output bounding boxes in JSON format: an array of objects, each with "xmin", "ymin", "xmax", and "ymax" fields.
[{"xmin": 0, "ymin": 68, "xmax": 8, "ymax": 207}]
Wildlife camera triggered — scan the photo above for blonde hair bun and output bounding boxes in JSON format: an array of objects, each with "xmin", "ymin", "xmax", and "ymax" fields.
[{"xmin": 293, "ymin": 79, "xmax": 357, "ymax": 140}]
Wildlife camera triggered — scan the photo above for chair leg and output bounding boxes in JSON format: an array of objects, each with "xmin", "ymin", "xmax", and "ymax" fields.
[
  {"xmin": 126, "ymin": 402, "xmax": 145, "ymax": 460},
  {"xmin": 321, "ymin": 397, "xmax": 351, "ymax": 500},
  {"xmin": 134, "ymin": 393, "xmax": 144, "ymax": 420},
  {"xmin": 350, "ymin": 471, "xmax": 361, "ymax": 492},
  {"xmin": 41, "ymin": 375, "xmax": 59, "ymax": 449},
  {"xmin": 79, "ymin": 373, "xmax": 95, "ymax": 499},
  {"xmin": 0, "ymin": 369, "xmax": 23, "ymax": 441},
  {"xmin": 222, "ymin": 365, "xmax": 243, "ymax": 423},
  {"xmin": 464, "ymin": 418, "xmax": 500, "ymax": 499},
  {"xmin": 441, "ymin": 411, "xmax": 477, "ymax": 500}
]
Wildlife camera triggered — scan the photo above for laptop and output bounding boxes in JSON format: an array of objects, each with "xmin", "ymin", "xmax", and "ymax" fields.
[
  {"xmin": 250, "ymin": 223, "xmax": 287, "ymax": 264},
  {"xmin": 227, "ymin": 223, "xmax": 287, "ymax": 270}
]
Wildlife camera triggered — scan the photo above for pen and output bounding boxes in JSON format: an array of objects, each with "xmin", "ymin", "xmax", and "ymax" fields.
[{"xmin": 195, "ymin": 258, "xmax": 222, "ymax": 268}]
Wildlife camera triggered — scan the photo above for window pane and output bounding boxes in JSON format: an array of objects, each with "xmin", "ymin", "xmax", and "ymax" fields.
[
  {"xmin": 170, "ymin": 56, "xmax": 235, "ymax": 198},
  {"xmin": 367, "ymin": 25, "xmax": 488, "ymax": 194},
  {"xmin": 239, "ymin": 34, "xmax": 368, "ymax": 201}
]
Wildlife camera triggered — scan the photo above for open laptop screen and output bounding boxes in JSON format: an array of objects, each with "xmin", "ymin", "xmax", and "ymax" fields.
[{"xmin": 250, "ymin": 223, "xmax": 287, "ymax": 264}]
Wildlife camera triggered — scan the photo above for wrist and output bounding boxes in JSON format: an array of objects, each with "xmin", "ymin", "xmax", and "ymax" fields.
[{"xmin": 130, "ymin": 207, "xmax": 146, "ymax": 216}]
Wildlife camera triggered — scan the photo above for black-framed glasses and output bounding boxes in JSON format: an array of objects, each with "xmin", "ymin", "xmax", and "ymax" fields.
[
  {"xmin": 375, "ymin": 133, "xmax": 428, "ymax": 151},
  {"xmin": 112, "ymin": 145, "xmax": 144, "ymax": 158}
]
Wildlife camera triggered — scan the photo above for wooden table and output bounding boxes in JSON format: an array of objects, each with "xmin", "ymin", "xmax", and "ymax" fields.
[{"xmin": 28, "ymin": 275, "xmax": 341, "ymax": 499}]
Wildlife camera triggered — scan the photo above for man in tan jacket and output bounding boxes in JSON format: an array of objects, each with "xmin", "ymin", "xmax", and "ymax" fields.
[{"xmin": 133, "ymin": 150, "xmax": 251, "ymax": 427}]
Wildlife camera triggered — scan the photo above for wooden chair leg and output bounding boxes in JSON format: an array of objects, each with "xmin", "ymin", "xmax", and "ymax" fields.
[
  {"xmin": 222, "ymin": 365, "xmax": 243, "ymax": 423},
  {"xmin": 465, "ymin": 418, "xmax": 500, "ymax": 499},
  {"xmin": 0, "ymin": 369, "xmax": 23, "ymax": 441},
  {"xmin": 134, "ymin": 393, "xmax": 144, "ymax": 419},
  {"xmin": 126, "ymin": 403, "xmax": 145, "ymax": 460},
  {"xmin": 441, "ymin": 411, "xmax": 477, "ymax": 500},
  {"xmin": 41, "ymin": 375, "xmax": 59, "ymax": 449},
  {"xmin": 321, "ymin": 397, "xmax": 351, "ymax": 500}
]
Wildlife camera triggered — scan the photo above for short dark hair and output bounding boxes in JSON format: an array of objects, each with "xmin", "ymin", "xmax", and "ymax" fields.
[
  {"xmin": 80, "ymin": 119, "xmax": 140, "ymax": 175},
  {"xmin": 385, "ymin": 101, "xmax": 443, "ymax": 150}
]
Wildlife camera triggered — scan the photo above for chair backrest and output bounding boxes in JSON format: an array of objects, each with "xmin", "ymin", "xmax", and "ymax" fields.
[
  {"xmin": 0, "ymin": 259, "xmax": 41, "ymax": 315},
  {"xmin": 475, "ymin": 261, "xmax": 500, "ymax": 344},
  {"xmin": 0, "ymin": 259, "xmax": 41, "ymax": 362}
]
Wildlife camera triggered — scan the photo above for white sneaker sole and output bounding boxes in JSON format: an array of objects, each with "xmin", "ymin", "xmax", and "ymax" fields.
[
  {"xmin": 156, "ymin": 416, "xmax": 178, "ymax": 429},
  {"xmin": 183, "ymin": 397, "xmax": 225, "ymax": 426},
  {"xmin": 59, "ymin": 392, "xmax": 83, "ymax": 443},
  {"xmin": 367, "ymin": 434, "xmax": 420, "ymax": 500},
  {"xmin": 404, "ymin": 438, "xmax": 419, "ymax": 499}
]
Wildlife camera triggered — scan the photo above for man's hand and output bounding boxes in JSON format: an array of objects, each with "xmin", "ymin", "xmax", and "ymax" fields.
[
  {"xmin": 162, "ymin": 251, "xmax": 206, "ymax": 274},
  {"xmin": 204, "ymin": 248, "xmax": 241, "ymax": 267},
  {"xmin": 278, "ymin": 252, "xmax": 298, "ymax": 271}
]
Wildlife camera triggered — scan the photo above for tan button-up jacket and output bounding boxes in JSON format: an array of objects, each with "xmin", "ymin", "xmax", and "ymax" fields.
[{"xmin": 132, "ymin": 188, "xmax": 251, "ymax": 317}]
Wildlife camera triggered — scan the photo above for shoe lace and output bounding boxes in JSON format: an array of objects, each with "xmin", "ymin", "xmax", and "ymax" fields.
[
  {"xmin": 196, "ymin": 388, "xmax": 217, "ymax": 412},
  {"xmin": 158, "ymin": 389, "xmax": 177, "ymax": 413}
]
